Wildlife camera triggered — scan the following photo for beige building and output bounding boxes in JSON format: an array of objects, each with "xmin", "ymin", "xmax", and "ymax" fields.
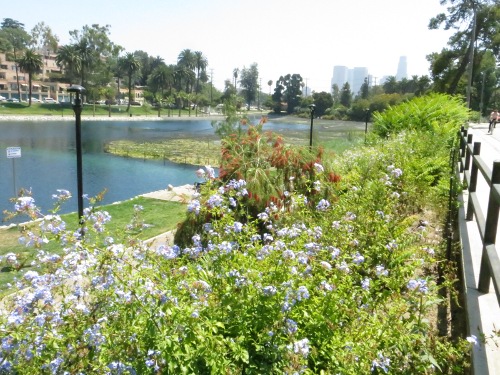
[
  {"xmin": 1, "ymin": 51, "xmax": 145, "ymax": 104},
  {"xmin": 0, "ymin": 52, "xmax": 71, "ymax": 102}
]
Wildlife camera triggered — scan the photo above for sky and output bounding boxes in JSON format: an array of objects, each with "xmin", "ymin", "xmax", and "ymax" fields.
[{"xmin": 3, "ymin": 0, "xmax": 454, "ymax": 93}]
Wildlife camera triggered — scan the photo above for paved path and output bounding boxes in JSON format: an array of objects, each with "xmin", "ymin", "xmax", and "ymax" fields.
[
  {"xmin": 459, "ymin": 123, "xmax": 500, "ymax": 375},
  {"xmin": 140, "ymin": 184, "xmax": 196, "ymax": 248}
]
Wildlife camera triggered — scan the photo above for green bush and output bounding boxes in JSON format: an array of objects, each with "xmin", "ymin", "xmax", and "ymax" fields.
[{"xmin": 372, "ymin": 93, "xmax": 469, "ymax": 139}]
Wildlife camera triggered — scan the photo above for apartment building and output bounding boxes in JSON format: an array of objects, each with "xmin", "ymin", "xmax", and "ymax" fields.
[
  {"xmin": 0, "ymin": 52, "xmax": 70, "ymax": 102},
  {"xmin": 1, "ymin": 51, "xmax": 145, "ymax": 104}
]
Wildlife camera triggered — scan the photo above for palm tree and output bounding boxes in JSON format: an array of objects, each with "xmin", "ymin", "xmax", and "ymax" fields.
[
  {"xmin": 268, "ymin": 80, "xmax": 273, "ymax": 95},
  {"xmin": 177, "ymin": 49, "xmax": 196, "ymax": 92},
  {"xmin": 120, "ymin": 52, "xmax": 141, "ymax": 112},
  {"xmin": 383, "ymin": 76, "xmax": 398, "ymax": 94},
  {"xmin": 174, "ymin": 64, "xmax": 195, "ymax": 93},
  {"xmin": 56, "ymin": 45, "xmax": 81, "ymax": 85},
  {"xmin": 148, "ymin": 64, "xmax": 174, "ymax": 99},
  {"xmin": 194, "ymin": 51, "xmax": 207, "ymax": 94},
  {"xmin": 18, "ymin": 49, "xmax": 43, "ymax": 106},
  {"xmin": 75, "ymin": 39, "xmax": 95, "ymax": 88},
  {"xmin": 233, "ymin": 68, "xmax": 239, "ymax": 90},
  {"xmin": 164, "ymin": 95, "xmax": 175, "ymax": 117}
]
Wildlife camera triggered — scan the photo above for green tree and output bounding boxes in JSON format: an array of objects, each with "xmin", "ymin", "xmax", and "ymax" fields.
[
  {"xmin": 240, "ymin": 63, "xmax": 259, "ymax": 109},
  {"xmin": 0, "ymin": 18, "xmax": 31, "ymax": 100},
  {"xmin": 177, "ymin": 49, "xmax": 196, "ymax": 93},
  {"xmin": 428, "ymin": 0, "xmax": 499, "ymax": 108},
  {"xmin": 339, "ymin": 82, "xmax": 352, "ymax": 107},
  {"xmin": 311, "ymin": 91, "xmax": 334, "ymax": 117},
  {"xmin": 29, "ymin": 22, "xmax": 59, "ymax": 54},
  {"xmin": 68, "ymin": 24, "xmax": 122, "ymax": 90},
  {"xmin": 331, "ymin": 83, "xmax": 340, "ymax": 107},
  {"xmin": 119, "ymin": 52, "xmax": 141, "ymax": 112},
  {"xmin": 360, "ymin": 77, "xmax": 369, "ymax": 99},
  {"xmin": 383, "ymin": 76, "xmax": 398, "ymax": 94},
  {"xmin": 194, "ymin": 51, "xmax": 208, "ymax": 94},
  {"xmin": 273, "ymin": 73, "xmax": 303, "ymax": 114},
  {"xmin": 56, "ymin": 44, "xmax": 81, "ymax": 84},
  {"xmin": 233, "ymin": 68, "xmax": 239, "ymax": 91},
  {"xmin": 18, "ymin": 49, "xmax": 43, "ymax": 106},
  {"xmin": 148, "ymin": 64, "xmax": 174, "ymax": 100}
]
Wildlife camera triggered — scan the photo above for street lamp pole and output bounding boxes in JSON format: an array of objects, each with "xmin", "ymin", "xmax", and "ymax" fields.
[
  {"xmin": 67, "ymin": 85, "xmax": 86, "ymax": 226},
  {"xmin": 309, "ymin": 104, "xmax": 316, "ymax": 149}
]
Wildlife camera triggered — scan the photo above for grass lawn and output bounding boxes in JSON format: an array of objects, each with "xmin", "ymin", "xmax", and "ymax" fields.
[
  {"xmin": 0, "ymin": 101, "xmax": 197, "ymax": 118},
  {"xmin": 0, "ymin": 196, "xmax": 187, "ymax": 292}
]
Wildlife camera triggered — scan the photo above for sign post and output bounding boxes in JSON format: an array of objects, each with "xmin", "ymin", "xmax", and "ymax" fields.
[{"xmin": 6, "ymin": 147, "xmax": 21, "ymax": 196}]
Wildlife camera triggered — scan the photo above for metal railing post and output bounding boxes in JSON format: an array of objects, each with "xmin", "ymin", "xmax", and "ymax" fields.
[
  {"xmin": 464, "ymin": 133, "xmax": 474, "ymax": 173},
  {"xmin": 478, "ymin": 161, "xmax": 500, "ymax": 297},
  {"xmin": 466, "ymin": 142, "xmax": 481, "ymax": 220}
]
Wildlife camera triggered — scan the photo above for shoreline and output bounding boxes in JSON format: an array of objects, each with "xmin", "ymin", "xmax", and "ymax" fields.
[
  {"xmin": 0, "ymin": 112, "xmax": 315, "ymax": 124},
  {"xmin": 0, "ymin": 114, "xmax": 228, "ymax": 122}
]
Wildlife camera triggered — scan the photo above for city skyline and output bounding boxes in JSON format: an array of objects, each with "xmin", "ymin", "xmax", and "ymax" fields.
[
  {"xmin": 331, "ymin": 56, "xmax": 409, "ymax": 95},
  {"xmin": 2, "ymin": 0, "xmax": 453, "ymax": 93}
]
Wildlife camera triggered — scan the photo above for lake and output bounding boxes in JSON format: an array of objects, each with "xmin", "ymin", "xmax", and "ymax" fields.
[{"xmin": 2, "ymin": 117, "xmax": 355, "ymax": 222}]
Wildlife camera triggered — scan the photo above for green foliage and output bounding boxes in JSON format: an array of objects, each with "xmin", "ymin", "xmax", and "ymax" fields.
[
  {"xmin": 0, "ymin": 95, "xmax": 473, "ymax": 373},
  {"xmin": 372, "ymin": 93, "xmax": 469, "ymax": 139},
  {"xmin": 311, "ymin": 91, "xmax": 333, "ymax": 117}
]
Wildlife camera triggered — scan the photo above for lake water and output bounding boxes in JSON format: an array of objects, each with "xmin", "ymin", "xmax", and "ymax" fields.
[{"xmin": 0, "ymin": 118, "xmax": 320, "ymax": 222}]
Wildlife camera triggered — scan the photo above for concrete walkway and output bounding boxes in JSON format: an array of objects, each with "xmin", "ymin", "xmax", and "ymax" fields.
[
  {"xmin": 140, "ymin": 184, "xmax": 196, "ymax": 248},
  {"xmin": 458, "ymin": 123, "xmax": 500, "ymax": 375}
]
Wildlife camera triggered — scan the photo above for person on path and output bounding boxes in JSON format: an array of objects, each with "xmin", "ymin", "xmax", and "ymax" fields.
[{"xmin": 488, "ymin": 109, "xmax": 498, "ymax": 134}]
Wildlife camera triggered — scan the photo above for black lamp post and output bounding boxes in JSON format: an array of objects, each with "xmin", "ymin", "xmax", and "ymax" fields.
[
  {"xmin": 309, "ymin": 104, "xmax": 316, "ymax": 149},
  {"xmin": 67, "ymin": 85, "xmax": 86, "ymax": 225}
]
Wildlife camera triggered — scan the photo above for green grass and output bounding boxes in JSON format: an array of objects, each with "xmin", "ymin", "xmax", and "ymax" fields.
[
  {"xmin": 0, "ymin": 101, "xmax": 198, "ymax": 118},
  {"xmin": 0, "ymin": 196, "xmax": 187, "ymax": 291}
]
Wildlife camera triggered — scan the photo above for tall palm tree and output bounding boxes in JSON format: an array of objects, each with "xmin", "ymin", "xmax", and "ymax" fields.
[
  {"xmin": 177, "ymin": 49, "xmax": 196, "ymax": 92},
  {"xmin": 148, "ymin": 64, "xmax": 174, "ymax": 99},
  {"xmin": 174, "ymin": 64, "xmax": 195, "ymax": 93},
  {"xmin": 233, "ymin": 68, "xmax": 239, "ymax": 90},
  {"xmin": 120, "ymin": 52, "xmax": 141, "ymax": 112},
  {"xmin": 18, "ymin": 49, "xmax": 43, "ymax": 106},
  {"xmin": 194, "ymin": 51, "xmax": 207, "ymax": 94},
  {"xmin": 56, "ymin": 45, "xmax": 81, "ymax": 85},
  {"xmin": 75, "ymin": 38, "xmax": 95, "ymax": 88},
  {"xmin": 177, "ymin": 49, "xmax": 195, "ymax": 70}
]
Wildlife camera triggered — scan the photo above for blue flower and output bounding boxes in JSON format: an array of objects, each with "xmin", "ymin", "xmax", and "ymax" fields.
[
  {"xmin": 316, "ymin": 199, "xmax": 330, "ymax": 211},
  {"xmin": 407, "ymin": 278, "xmax": 428, "ymax": 293},
  {"xmin": 371, "ymin": 353, "xmax": 390, "ymax": 373}
]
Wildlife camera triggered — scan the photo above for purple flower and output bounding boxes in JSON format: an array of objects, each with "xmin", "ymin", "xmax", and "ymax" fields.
[
  {"xmin": 407, "ymin": 278, "xmax": 428, "ymax": 293},
  {"xmin": 314, "ymin": 163, "xmax": 324, "ymax": 173},
  {"xmin": 371, "ymin": 353, "xmax": 390, "ymax": 373},
  {"xmin": 14, "ymin": 196, "xmax": 36, "ymax": 212},
  {"xmin": 316, "ymin": 199, "xmax": 330, "ymax": 211}
]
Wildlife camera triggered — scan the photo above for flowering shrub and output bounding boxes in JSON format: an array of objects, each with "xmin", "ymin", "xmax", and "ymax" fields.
[
  {"xmin": 0, "ymin": 97, "xmax": 472, "ymax": 373},
  {"xmin": 0, "ymin": 158, "xmax": 469, "ymax": 373}
]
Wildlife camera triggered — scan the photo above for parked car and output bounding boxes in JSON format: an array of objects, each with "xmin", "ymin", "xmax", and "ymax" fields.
[
  {"xmin": 44, "ymin": 98, "xmax": 57, "ymax": 104},
  {"xmin": 0, "ymin": 95, "xmax": 6, "ymax": 101},
  {"xmin": 130, "ymin": 101, "xmax": 142, "ymax": 106},
  {"xmin": 6, "ymin": 98, "xmax": 19, "ymax": 102},
  {"xmin": 31, "ymin": 97, "xmax": 41, "ymax": 103}
]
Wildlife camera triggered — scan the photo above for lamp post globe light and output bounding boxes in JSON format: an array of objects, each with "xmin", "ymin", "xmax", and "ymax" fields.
[
  {"xmin": 67, "ymin": 85, "xmax": 86, "ymax": 226},
  {"xmin": 309, "ymin": 103, "xmax": 316, "ymax": 149}
]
